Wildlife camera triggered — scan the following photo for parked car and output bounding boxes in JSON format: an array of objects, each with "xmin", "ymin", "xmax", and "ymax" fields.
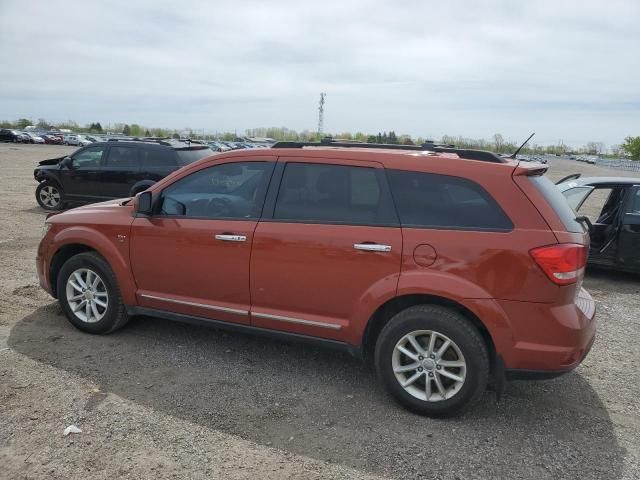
[
  {"xmin": 23, "ymin": 132, "xmax": 45, "ymax": 144},
  {"xmin": 36, "ymin": 140, "xmax": 595, "ymax": 416},
  {"xmin": 63, "ymin": 134, "xmax": 82, "ymax": 146},
  {"xmin": 0, "ymin": 129, "xmax": 24, "ymax": 142},
  {"xmin": 557, "ymin": 174, "xmax": 640, "ymax": 273},
  {"xmin": 34, "ymin": 139, "xmax": 214, "ymax": 210},
  {"xmin": 45, "ymin": 132, "xmax": 65, "ymax": 144},
  {"xmin": 41, "ymin": 134, "xmax": 62, "ymax": 145}
]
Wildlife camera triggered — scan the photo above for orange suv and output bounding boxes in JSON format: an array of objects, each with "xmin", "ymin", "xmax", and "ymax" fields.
[{"xmin": 36, "ymin": 140, "xmax": 596, "ymax": 416}]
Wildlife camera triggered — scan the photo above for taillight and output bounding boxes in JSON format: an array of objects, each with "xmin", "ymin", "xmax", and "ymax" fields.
[{"xmin": 530, "ymin": 243, "xmax": 587, "ymax": 285}]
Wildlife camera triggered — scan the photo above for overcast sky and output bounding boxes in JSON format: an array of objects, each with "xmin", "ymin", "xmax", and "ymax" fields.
[{"xmin": 1, "ymin": 0, "xmax": 638, "ymax": 146}]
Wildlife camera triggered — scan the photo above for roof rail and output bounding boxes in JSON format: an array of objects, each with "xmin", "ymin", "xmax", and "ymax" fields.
[{"xmin": 271, "ymin": 138, "xmax": 505, "ymax": 163}]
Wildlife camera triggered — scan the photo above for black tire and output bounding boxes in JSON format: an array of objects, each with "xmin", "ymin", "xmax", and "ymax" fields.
[
  {"xmin": 35, "ymin": 180, "xmax": 65, "ymax": 211},
  {"xmin": 57, "ymin": 252, "xmax": 130, "ymax": 334},
  {"xmin": 374, "ymin": 305, "xmax": 489, "ymax": 417}
]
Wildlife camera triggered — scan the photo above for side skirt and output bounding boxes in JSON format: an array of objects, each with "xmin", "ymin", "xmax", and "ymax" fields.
[{"xmin": 126, "ymin": 306, "xmax": 363, "ymax": 359}]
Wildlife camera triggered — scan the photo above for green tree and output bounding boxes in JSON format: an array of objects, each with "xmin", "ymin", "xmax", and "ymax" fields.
[
  {"xmin": 145, "ymin": 129, "xmax": 151, "ymax": 136},
  {"xmin": 16, "ymin": 118, "xmax": 31, "ymax": 129},
  {"xmin": 388, "ymin": 131, "xmax": 398, "ymax": 144},
  {"xmin": 622, "ymin": 136, "xmax": 640, "ymax": 160},
  {"xmin": 130, "ymin": 124, "xmax": 142, "ymax": 137},
  {"xmin": 122, "ymin": 124, "xmax": 131, "ymax": 135}
]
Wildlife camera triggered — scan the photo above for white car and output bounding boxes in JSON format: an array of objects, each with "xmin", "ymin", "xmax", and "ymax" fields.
[
  {"xmin": 77, "ymin": 135, "xmax": 92, "ymax": 146},
  {"xmin": 63, "ymin": 135, "xmax": 81, "ymax": 146}
]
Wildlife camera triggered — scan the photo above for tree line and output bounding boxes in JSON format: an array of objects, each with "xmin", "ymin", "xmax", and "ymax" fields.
[{"xmin": 1, "ymin": 117, "xmax": 638, "ymax": 160}]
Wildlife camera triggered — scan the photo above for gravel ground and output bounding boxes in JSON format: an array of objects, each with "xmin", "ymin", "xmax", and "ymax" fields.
[{"xmin": 0, "ymin": 144, "xmax": 638, "ymax": 479}]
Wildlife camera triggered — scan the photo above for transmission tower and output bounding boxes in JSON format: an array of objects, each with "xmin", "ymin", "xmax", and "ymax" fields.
[{"xmin": 317, "ymin": 92, "xmax": 326, "ymax": 136}]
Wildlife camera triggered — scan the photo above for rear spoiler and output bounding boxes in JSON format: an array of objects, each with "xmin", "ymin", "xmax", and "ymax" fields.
[{"xmin": 513, "ymin": 161, "xmax": 548, "ymax": 177}]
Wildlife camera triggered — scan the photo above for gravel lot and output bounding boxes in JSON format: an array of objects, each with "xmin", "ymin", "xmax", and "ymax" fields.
[{"xmin": 1, "ymin": 144, "xmax": 638, "ymax": 479}]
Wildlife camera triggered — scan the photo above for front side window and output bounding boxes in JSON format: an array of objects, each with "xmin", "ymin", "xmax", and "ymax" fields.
[
  {"xmin": 72, "ymin": 146, "xmax": 105, "ymax": 168},
  {"xmin": 387, "ymin": 170, "xmax": 513, "ymax": 231},
  {"xmin": 159, "ymin": 162, "xmax": 273, "ymax": 219},
  {"xmin": 273, "ymin": 163, "xmax": 396, "ymax": 225},
  {"xmin": 105, "ymin": 146, "xmax": 138, "ymax": 168}
]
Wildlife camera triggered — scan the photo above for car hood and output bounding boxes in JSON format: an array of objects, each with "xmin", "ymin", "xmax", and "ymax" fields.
[
  {"xmin": 47, "ymin": 198, "xmax": 134, "ymax": 222},
  {"xmin": 38, "ymin": 156, "xmax": 66, "ymax": 166}
]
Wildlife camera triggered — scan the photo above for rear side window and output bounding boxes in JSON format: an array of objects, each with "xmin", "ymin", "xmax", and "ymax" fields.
[
  {"xmin": 105, "ymin": 146, "xmax": 138, "ymax": 168},
  {"xmin": 387, "ymin": 170, "xmax": 513, "ymax": 231},
  {"xmin": 529, "ymin": 175, "xmax": 584, "ymax": 233},
  {"xmin": 176, "ymin": 147, "xmax": 214, "ymax": 165},
  {"xmin": 139, "ymin": 148, "xmax": 177, "ymax": 168},
  {"xmin": 274, "ymin": 163, "xmax": 397, "ymax": 225}
]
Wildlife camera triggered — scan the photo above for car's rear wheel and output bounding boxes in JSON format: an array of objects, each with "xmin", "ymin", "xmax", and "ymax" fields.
[
  {"xmin": 375, "ymin": 305, "xmax": 489, "ymax": 417},
  {"xmin": 36, "ymin": 181, "xmax": 65, "ymax": 211},
  {"xmin": 57, "ymin": 252, "xmax": 129, "ymax": 334}
]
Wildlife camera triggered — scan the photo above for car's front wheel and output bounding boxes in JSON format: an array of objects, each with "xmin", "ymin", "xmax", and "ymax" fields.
[
  {"xmin": 57, "ymin": 252, "xmax": 130, "ymax": 334},
  {"xmin": 36, "ymin": 181, "xmax": 65, "ymax": 211},
  {"xmin": 375, "ymin": 305, "xmax": 489, "ymax": 417}
]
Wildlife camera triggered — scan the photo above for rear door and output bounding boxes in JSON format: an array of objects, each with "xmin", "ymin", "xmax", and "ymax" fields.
[
  {"xmin": 617, "ymin": 185, "xmax": 640, "ymax": 271},
  {"xmin": 101, "ymin": 145, "xmax": 140, "ymax": 198},
  {"xmin": 250, "ymin": 158, "xmax": 402, "ymax": 340}
]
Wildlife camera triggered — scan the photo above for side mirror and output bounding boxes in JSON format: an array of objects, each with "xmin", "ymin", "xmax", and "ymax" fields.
[
  {"xmin": 60, "ymin": 156, "xmax": 72, "ymax": 168},
  {"xmin": 136, "ymin": 191, "xmax": 153, "ymax": 216}
]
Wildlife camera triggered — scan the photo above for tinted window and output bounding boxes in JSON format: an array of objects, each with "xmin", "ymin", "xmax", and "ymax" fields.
[
  {"xmin": 632, "ymin": 189, "xmax": 640, "ymax": 213},
  {"xmin": 105, "ymin": 146, "xmax": 138, "ymax": 168},
  {"xmin": 139, "ymin": 148, "xmax": 177, "ymax": 168},
  {"xmin": 160, "ymin": 162, "xmax": 272, "ymax": 219},
  {"xmin": 176, "ymin": 147, "xmax": 214, "ymax": 165},
  {"xmin": 530, "ymin": 175, "xmax": 584, "ymax": 233},
  {"xmin": 387, "ymin": 170, "xmax": 513, "ymax": 231},
  {"xmin": 274, "ymin": 163, "xmax": 396, "ymax": 225},
  {"xmin": 72, "ymin": 146, "xmax": 105, "ymax": 168}
]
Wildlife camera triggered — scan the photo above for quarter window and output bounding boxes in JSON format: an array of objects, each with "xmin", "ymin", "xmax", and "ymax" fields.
[
  {"xmin": 273, "ymin": 163, "xmax": 396, "ymax": 225},
  {"xmin": 387, "ymin": 170, "xmax": 513, "ymax": 231},
  {"xmin": 159, "ymin": 162, "xmax": 273, "ymax": 219},
  {"xmin": 71, "ymin": 146, "xmax": 105, "ymax": 168}
]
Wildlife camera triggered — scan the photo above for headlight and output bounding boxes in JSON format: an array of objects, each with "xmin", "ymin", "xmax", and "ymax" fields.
[{"xmin": 41, "ymin": 222, "xmax": 52, "ymax": 238}]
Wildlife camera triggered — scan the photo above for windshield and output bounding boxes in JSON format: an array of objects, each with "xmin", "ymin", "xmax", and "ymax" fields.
[{"xmin": 176, "ymin": 147, "xmax": 214, "ymax": 165}]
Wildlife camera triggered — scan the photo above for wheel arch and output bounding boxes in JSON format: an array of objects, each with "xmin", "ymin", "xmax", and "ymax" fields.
[
  {"xmin": 48, "ymin": 228, "xmax": 137, "ymax": 305},
  {"xmin": 362, "ymin": 294, "xmax": 497, "ymax": 364}
]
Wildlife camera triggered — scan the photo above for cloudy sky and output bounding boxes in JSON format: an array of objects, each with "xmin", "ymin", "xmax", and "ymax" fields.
[{"xmin": 0, "ymin": 0, "xmax": 638, "ymax": 146}]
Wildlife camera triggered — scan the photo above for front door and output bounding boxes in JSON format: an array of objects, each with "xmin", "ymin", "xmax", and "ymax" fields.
[
  {"xmin": 130, "ymin": 159, "xmax": 275, "ymax": 325},
  {"xmin": 617, "ymin": 185, "xmax": 640, "ymax": 271},
  {"xmin": 61, "ymin": 145, "xmax": 108, "ymax": 202},
  {"xmin": 250, "ymin": 159, "xmax": 402, "ymax": 341}
]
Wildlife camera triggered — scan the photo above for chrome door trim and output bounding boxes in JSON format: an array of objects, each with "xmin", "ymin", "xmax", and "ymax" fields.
[
  {"xmin": 353, "ymin": 243, "xmax": 392, "ymax": 252},
  {"xmin": 215, "ymin": 234, "xmax": 247, "ymax": 242},
  {"xmin": 139, "ymin": 294, "xmax": 248, "ymax": 316},
  {"xmin": 251, "ymin": 311, "xmax": 342, "ymax": 330}
]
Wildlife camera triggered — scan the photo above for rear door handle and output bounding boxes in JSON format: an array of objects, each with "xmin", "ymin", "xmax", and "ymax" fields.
[
  {"xmin": 353, "ymin": 243, "xmax": 392, "ymax": 252},
  {"xmin": 215, "ymin": 234, "xmax": 247, "ymax": 242}
]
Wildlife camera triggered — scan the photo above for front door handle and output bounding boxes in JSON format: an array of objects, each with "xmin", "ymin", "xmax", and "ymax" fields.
[
  {"xmin": 215, "ymin": 234, "xmax": 247, "ymax": 242},
  {"xmin": 353, "ymin": 243, "xmax": 392, "ymax": 252}
]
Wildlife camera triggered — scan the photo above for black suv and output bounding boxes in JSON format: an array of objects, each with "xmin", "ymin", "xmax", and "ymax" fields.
[
  {"xmin": 0, "ymin": 129, "xmax": 24, "ymax": 143},
  {"xmin": 34, "ymin": 140, "xmax": 214, "ymax": 210}
]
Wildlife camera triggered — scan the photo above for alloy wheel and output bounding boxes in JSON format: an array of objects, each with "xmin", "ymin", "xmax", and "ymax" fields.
[
  {"xmin": 65, "ymin": 268, "xmax": 109, "ymax": 323},
  {"xmin": 392, "ymin": 330, "xmax": 467, "ymax": 402},
  {"xmin": 39, "ymin": 185, "xmax": 61, "ymax": 208}
]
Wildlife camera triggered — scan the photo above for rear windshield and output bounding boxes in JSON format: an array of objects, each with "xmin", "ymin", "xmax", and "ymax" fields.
[
  {"xmin": 529, "ymin": 175, "xmax": 585, "ymax": 233},
  {"xmin": 176, "ymin": 147, "xmax": 214, "ymax": 165}
]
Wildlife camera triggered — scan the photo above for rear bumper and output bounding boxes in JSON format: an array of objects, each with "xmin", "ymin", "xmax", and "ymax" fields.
[{"xmin": 494, "ymin": 287, "xmax": 596, "ymax": 373}]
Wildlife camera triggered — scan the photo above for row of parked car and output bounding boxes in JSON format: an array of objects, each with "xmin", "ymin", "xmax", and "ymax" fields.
[{"xmin": 0, "ymin": 129, "xmax": 102, "ymax": 146}]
